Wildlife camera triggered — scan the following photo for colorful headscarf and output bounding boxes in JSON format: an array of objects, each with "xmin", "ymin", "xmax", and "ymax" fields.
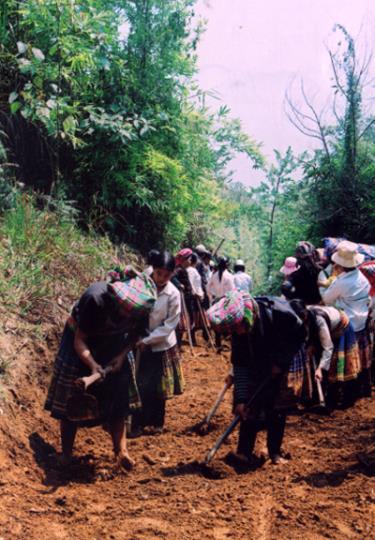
[
  {"xmin": 359, "ymin": 261, "xmax": 375, "ymax": 296},
  {"xmin": 242, "ymin": 293, "xmax": 258, "ymax": 330},
  {"xmin": 206, "ymin": 290, "xmax": 258, "ymax": 333},
  {"xmin": 323, "ymin": 237, "xmax": 375, "ymax": 262},
  {"xmin": 322, "ymin": 237, "xmax": 345, "ymax": 258},
  {"xmin": 108, "ymin": 274, "xmax": 157, "ymax": 318},
  {"xmin": 106, "ymin": 265, "xmax": 138, "ymax": 283}
]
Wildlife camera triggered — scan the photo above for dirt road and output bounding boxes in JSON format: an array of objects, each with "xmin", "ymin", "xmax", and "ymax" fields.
[{"xmin": 1, "ymin": 337, "xmax": 375, "ymax": 539}]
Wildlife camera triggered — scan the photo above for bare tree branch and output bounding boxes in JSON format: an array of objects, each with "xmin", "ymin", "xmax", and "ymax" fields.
[
  {"xmin": 358, "ymin": 118, "xmax": 375, "ymax": 140},
  {"xmin": 328, "ymin": 48, "xmax": 347, "ymax": 97}
]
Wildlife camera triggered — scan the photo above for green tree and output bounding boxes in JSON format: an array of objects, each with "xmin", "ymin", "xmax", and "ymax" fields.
[
  {"xmin": 286, "ymin": 25, "xmax": 375, "ymax": 242},
  {"xmin": 0, "ymin": 0, "xmax": 263, "ymax": 252}
]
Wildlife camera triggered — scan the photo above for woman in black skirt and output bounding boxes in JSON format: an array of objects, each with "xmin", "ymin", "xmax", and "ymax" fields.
[{"xmin": 45, "ymin": 279, "xmax": 155, "ymax": 467}]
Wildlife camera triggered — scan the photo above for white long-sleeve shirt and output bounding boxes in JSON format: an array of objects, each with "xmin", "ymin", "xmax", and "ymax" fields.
[
  {"xmin": 321, "ymin": 268, "xmax": 370, "ymax": 332},
  {"xmin": 187, "ymin": 266, "xmax": 204, "ymax": 299},
  {"xmin": 234, "ymin": 271, "xmax": 253, "ymax": 293},
  {"xmin": 308, "ymin": 306, "xmax": 342, "ymax": 371},
  {"xmin": 142, "ymin": 281, "xmax": 181, "ymax": 352},
  {"xmin": 207, "ymin": 270, "xmax": 235, "ymax": 302}
]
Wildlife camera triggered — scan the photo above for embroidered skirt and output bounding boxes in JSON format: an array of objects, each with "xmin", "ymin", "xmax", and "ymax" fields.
[
  {"xmin": 356, "ymin": 326, "xmax": 373, "ymax": 370},
  {"xmin": 136, "ymin": 344, "xmax": 185, "ymax": 401},
  {"xmin": 286, "ymin": 346, "xmax": 306, "ymax": 399},
  {"xmin": 178, "ymin": 293, "xmax": 194, "ymax": 332},
  {"xmin": 328, "ymin": 322, "xmax": 361, "ymax": 383},
  {"xmin": 191, "ymin": 297, "xmax": 205, "ymax": 330}
]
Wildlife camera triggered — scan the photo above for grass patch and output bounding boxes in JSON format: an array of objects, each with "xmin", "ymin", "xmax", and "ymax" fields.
[{"xmin": 0, "ymin": 193, "xmax": 140, "ymax": 320}]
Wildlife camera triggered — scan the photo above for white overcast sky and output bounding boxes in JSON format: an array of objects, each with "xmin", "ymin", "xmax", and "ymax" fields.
[{"xmin": 195, "ymin": 0, "xmax": 375, "ymax": 185}]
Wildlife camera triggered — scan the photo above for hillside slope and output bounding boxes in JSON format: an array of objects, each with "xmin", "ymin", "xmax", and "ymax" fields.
[
  {"xmin": 0, "ymin": 197, "xmax": 375, "ymax": 539},
  {"xmin": 1, "ymin": 327, "xmax": 375, "ymax": 539}
]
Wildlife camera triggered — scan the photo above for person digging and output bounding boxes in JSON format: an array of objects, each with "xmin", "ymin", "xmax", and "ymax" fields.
[
  {"xmin": 206, "ymin": 291, "xmax": 307, "ymax": 467},
  {"xmin": 45, "ymin": 277, "xmax": 156, "ymax": 469}
]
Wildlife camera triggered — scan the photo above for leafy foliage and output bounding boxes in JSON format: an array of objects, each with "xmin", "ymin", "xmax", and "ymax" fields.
[
  {"xmin": 220, "ymin": 149, "xmax": 310, "ymax": 293},
  {"xmin": 3, "ymin": 5, "xmax": 373, "ymax": 295},
  {"xmin": 0, "ymin": 0, "xmax": 263, "ymax": 253},
  {"xmin": 0, "ymin": 192, "xmax": 122, "ymax": 314}
]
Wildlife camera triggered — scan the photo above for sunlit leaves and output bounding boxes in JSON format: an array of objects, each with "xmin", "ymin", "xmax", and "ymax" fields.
[
  {"xmin": 8, "ymin": 91, "xmax": 18, "ymax": 103},
  {"xmin": 2, "ymin": 0, "xmax": 264, "ymax": 253},
  {"xmin": 31, "ymin": 47, "xmax": 45, "ymax": 61},
  {"xmin": 16, "ymin": 41, "xmax": 27, "ymax": 54}
]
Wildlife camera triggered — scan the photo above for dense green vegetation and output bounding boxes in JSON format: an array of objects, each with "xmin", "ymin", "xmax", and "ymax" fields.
[
  {"xmin": 1, "ymin": 3, "xmax": 374, "ymax": 293},
  {"xmin": 0, "ymin": 0, "xmax": 262, "ymax": 252},
  {"xmin": 0, "ymin": 192, "xmax": 122, "ymax": 315}
]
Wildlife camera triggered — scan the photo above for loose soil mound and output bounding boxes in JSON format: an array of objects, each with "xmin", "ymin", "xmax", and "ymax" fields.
[{"xmin": 1, "ymin": 330, "xmax": 375, "ymax": 539}]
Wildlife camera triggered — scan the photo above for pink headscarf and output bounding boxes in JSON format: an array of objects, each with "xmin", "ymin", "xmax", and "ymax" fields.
[{"xmin": 175, "ymin": 248, "xmax": 193, "ymax": 266}]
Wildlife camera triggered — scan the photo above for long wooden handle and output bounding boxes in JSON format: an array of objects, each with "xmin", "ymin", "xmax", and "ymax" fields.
[
  {"xmin": 75, "ymin": 365, "xmax": 113, "ymax": 392},
  {"xmin": 197, "ymin": 300, "xmax": 216, "ymax": 350},
  {"xmin": 204, "ymin": 382, "xmax": 229, "ymax": 425},
  {"xmin": 205, "ymin": 376, "xmax": 270, "ymax": 465},
  {"xmin": 212, "ymin": 238, "xmax": 225, "ymax": 258},
  {"xmin": 181, "ymin": 293, "xmax": 195, "ymax": 356},
  {"xmin": 316, "ymin": 377, "xmax": 326, "ymax": 407},
  {"xmin": 205, "ymin": 414, "xmax": 241, "ymax": 465},
  {"xmin": 312, "ymin": 357, "xmax": 326, "ymax": 407}
]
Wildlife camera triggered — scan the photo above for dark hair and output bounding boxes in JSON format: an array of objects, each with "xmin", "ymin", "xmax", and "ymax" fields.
[
  {"xmin": 289, "ymin": 299, "xmax": 307, "ymax": 319},
  {"xmin": 281, "ymin": 280, "xmax": 295, "ymax": 299},
  {"xmin": 218, "ymin": 256, "xmax": 229, "ymax": 281},
  {"xmin": 147, "ymin": 249, "xmax": 160, "ymax": 266},
  {"xmin": 190, "ymin": 253, "xmax": 198, "ymax": 265},
  {"xmin": 152, "ymin": 250, "xmax": 175, "ymax": 272},
  {"xmin": 295, "ymin": 241, "xmax": 317, "ymax": 259},
  {"xmin": 295, "ymin": 241, "xmax": 321, "ymax": 278},
  {"xmin": 234, "ymin": 264, "xmax": 245, "ymax": 273}
]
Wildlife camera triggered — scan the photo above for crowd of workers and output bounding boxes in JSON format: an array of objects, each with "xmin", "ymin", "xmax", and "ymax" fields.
[{"xmin": 44, "ymin": 238, "xmax": 375, "ymax": 470}]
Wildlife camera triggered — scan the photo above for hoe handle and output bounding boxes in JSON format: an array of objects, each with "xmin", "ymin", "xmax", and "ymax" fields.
[{"xmin": 75, "ymin": 366, "xmax": 113, "ymax": 392}]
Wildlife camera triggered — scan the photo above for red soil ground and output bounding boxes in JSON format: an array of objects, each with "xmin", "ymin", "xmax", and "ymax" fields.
[{"xmin": 1, "ymin": 327, "xmax": 375, "ymax": 540}]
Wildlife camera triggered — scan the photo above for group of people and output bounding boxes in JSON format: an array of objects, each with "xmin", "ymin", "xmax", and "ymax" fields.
[
  {"xmin": 167, "ymin": 245, "xmax": 253, "ymax": 349},
  {"xmin": 44, "ymin": 238, "xmax": 374, "ymax": 470},
  {"xmin": 280, "ymin": 240, "xmax": 373, "ymax": 403},
  {"xmin": 219, "ymin": 239, "xmax": 374, "ymax": 466}
]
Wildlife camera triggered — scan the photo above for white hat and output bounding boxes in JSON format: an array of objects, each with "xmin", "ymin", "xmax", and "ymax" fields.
[
  {"xmin": 235, "ymin": 259, "xmax": 245, "ymax": 267},
  {"xmin": 331, "ymin": 240, "xmax": 364, "ymax": 268},
  {"xmin": 195, "ymin": 244, "xmax": 211, "ymax": 257}
]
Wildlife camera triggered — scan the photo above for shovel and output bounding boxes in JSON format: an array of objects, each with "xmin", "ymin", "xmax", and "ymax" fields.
[{"xmin": 66, "ymin": 366, "xmax": 113, "ymax": 422}]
